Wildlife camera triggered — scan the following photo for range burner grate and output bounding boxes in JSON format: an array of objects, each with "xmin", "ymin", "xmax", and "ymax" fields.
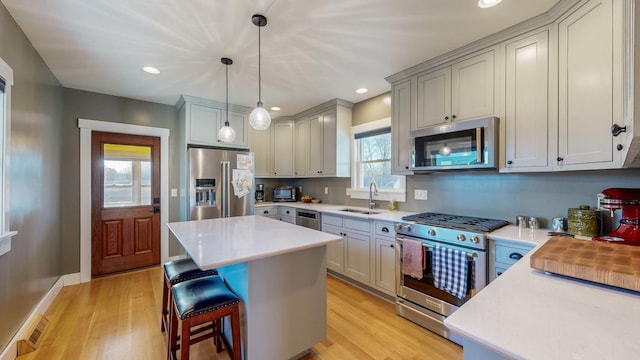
[{"xmin": 401, "ymin": 212, "xmax": 509, "ymax": 232}]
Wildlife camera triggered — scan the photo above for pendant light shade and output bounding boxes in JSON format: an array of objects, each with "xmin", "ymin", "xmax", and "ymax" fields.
[
  {"xmin": 249, "ymin": 14, "xmax": 271, "ymax": 131},
  {"xmin": 218, "ymin": 57, "xmax": 236, "ymax": 143}
]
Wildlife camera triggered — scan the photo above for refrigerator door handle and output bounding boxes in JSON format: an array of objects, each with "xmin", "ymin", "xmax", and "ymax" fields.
[{"xmin": 221, "ymin": 161, "xmax": 230, "ymax": 218}]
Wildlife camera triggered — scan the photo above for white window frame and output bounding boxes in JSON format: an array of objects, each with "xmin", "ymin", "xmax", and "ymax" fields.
[
  {"xmin": 0, "ymin": 56, "xmax": 18, "ymax": 257},
  {"xmin": 346, "ymin": 117, "xmax": 406, "ymax": 202}
]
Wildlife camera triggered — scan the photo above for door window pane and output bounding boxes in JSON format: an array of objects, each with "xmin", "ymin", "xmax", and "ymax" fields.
[{"xmin": 103, "ymin": 144, "xmax": 151, "ymax": 207}]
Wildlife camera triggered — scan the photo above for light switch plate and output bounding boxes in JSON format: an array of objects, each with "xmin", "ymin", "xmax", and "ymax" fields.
[{"xmin": 171, "ymin": 188, "xmax": 178, "ymax": 197}]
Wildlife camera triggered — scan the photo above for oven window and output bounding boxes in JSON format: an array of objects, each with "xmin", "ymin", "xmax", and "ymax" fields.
[
  {"xmin": 415, "ymin": 128, "xmax": 485, "ymax": 167},
  {"xmin": 402, "ymin": 246, "xmax": 475, "ymax": 307}
]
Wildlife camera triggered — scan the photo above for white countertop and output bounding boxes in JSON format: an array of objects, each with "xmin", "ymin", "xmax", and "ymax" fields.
[
  {"xmin": 446, "ymin": 225, "xmax": 640, "ymax": 360},
  {"xmin": 167, "ymin": 215, "xmax": 341, "ymax": 270},
  {"xmin": 255, "ymin": 201, "xmax": 414, "ymax": 222}
]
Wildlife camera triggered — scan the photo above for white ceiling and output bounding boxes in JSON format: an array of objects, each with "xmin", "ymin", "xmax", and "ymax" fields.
[{"xmin": 2, "ymin": 0, "xmax": 560, "ymax": 116}]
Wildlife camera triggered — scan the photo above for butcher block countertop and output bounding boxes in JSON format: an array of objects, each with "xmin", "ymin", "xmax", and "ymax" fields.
[{"xmin": 445, "ymin": 227, "xmax": 640, "ymax": 360}]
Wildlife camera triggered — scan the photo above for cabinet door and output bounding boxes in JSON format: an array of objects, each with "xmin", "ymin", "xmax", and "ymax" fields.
[
  {"xmin": 345, "ymin": 231, "xmax": 371, "ymax": 284},
  {"xmin": 307, "ymin": 114, "xmax": 324, "ymax": 175},
  {"xmin": 504, "ymin": 31, "xmax": 550, "ymax": 169},
  {"xmin": 294, "ymin": 118, "xmax": 308, "ymax": 177},
  {"xmin": 557, "ymin": 0, "xmax": 617, "ymax": 168},
  {"xmin": 451, "ymin": 50, "xmax": 495, "ymax": 120},
  {"xmin": 323, "ymin": 225, "xmax": 345, "ymax": 273},
  {"xmin": 321, "ymin": 109, "xmax": 337, "ymax": 176},
  {"xmin": 273, "ymin": 121, "xmax": 294, "ymax": 177},
  {"xmin": 189, "ymin": 104, "xmax": 221, "ymax": 146},
  {"xmin": 391, "ymin": 79, "xmax": 414, "ymax": 174},
  {"xmin": 416, "ymin": 67, "xmax": 451, "ymax": 129},
  {"xmin": 250, "ymin": 127, "xmax": 271, "ymax": 177},
  {"xmin": 225, "ymin": 111, "xmax": 249, "ymax": 148},
  {"xmin": 375, "ymin": 236, "xmax": 396, "ymax": 295}
]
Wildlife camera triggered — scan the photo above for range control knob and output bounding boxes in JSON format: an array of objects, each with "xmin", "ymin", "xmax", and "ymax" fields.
[
  {"xmin": 470, "ymin": 236, "xmax": 480, "ymax": 244},
  {"xmin": 457, "ymin": 234, "xmax": 466, "ymax": 242},
  {"xmin": 405, "ymin": 225, "xmax": 412, "ymax": 232},
  {"xmin": 394, "ymin": 223, "xmax": 403, "ymax": 232},
  {"xmin": 428, "ymin": 229, "xmax": 436, "ymax": 237}
]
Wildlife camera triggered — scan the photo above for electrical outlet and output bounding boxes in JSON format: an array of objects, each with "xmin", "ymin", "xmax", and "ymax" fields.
[
  {"xmin": 171, "ymin": 188, "xmax": 178, "ymax": 197},
  {"xmin": 414, "ymin": 189, "xmax": 428, "ymax": 200},
  {"xmin": 324, "ymin": 187, "xmax": 329, "ymax": 195}
]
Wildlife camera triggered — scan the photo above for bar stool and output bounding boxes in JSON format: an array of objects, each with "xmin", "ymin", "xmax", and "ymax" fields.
[
  {"xmin": 168, "ymin": 275, "xmax": 242, "ymax": 360},
  {"xmin": 161, "ymin": 258, "xmax": 218, "ymax": 333}
]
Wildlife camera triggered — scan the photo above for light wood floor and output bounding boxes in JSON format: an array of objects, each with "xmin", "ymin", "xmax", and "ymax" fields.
[{"xmin": 17, "ymin": 267, "xmax": 462, "ymax": 360}]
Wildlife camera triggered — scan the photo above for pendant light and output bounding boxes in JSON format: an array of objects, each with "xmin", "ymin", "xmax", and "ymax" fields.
[
  {"xmin": 249, "ymin": 14, "xmax": 271, "ymax": 131},
  {"xmin": 218, "ymin": 57, "xmax": 236, "ymax": 143}
]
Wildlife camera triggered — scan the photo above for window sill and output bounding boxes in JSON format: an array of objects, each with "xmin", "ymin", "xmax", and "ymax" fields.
[
  {"xmin": 346, "ymin": 188, "xmax": 406, "ymax": 202},
  {"xmin": 0, "ymin": 230, "xmax": 17, "ymax": 257}
]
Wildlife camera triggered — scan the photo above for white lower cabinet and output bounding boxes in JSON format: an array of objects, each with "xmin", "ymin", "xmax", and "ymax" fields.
[
  {"xmin": 278, "ymin": 206, "xmax": 296, "ymax": 224},
  {"xmin": 256, "ymin": 206, "xmax": 278, "ymax": 219},
  {"xmin": 373, "ymin": 221, "xmax": 397, "ymax": 295},
  {"xmin": 489, "ymin": 240, "xmax": 535, "ymax": 282},
  {"xmin": 321, "ymin": 213, "xmax": 396, "ymax": 296}
]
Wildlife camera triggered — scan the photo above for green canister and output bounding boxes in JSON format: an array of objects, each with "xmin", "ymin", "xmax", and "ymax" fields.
[{"xmin": 567, "ymin": 205, "xmax": 601, "ymax": 237}]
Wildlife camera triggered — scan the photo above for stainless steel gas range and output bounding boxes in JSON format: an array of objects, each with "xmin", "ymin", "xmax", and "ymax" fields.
[{"xmin": 394, "ymin": 212, "xmax": 509, "ymax": 345}]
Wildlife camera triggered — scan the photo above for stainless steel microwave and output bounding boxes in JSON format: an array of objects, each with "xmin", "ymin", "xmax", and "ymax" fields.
[
  {"xmin": 411, "ymin": 117, "xmax": 499, "ymax": 171},
  {"xmin": 272, "ymin": 185, "xmax": 297, "ymax": 202}
]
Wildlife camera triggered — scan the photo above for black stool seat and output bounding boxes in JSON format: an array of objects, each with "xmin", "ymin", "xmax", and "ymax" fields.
[
  {"xmin": 164, "ymin": 258, "xmax": 217, "ymax": 284},
  {"xmin": 172, "ymin": 275, "xmax": 240, "ymax": 319}
]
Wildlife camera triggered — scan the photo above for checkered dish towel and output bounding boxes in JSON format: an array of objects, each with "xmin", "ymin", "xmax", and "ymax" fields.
[{"xmin": 432, "ymin": 245, "xmax": 468, "ymax": 299}]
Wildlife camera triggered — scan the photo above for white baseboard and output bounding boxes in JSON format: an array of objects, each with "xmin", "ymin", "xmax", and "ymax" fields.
[
  {"xmin": 0, "ymin": 276, "xmax": 64, "ymax": 360},
  {"xmin": 63, "ymin": 272, "xmax": 81, "ymax": 286}
]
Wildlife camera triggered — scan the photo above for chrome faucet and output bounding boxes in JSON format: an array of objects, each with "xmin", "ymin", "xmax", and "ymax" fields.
[{"xmin": 369, "ymin": 181, "xmax": 378, "ymax": 210}]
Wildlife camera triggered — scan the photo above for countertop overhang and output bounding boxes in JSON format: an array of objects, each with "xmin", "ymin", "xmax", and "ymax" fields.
[{"xmin": 167, "ymin": 215, "xmax": 341, "ymax": 270}]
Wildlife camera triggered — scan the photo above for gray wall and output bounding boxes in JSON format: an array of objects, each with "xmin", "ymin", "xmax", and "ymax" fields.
[
  {"xmin": 0, "ymin": 4, "xmax": 64, "ymax": 351},
  {"xmin": 61, "ymin": 89, "xmax": 183, "ymax": 273}
]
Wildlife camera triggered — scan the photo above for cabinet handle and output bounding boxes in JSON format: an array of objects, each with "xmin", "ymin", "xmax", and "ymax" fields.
[
  {"xmin": 286, "ymin": 210, "xmax": 290, "ymax": 214},
  {"xmin": 451, "ymin": 115, "xmax": 456, "ymax": 120},
  {"xmin": 497, "ymin": 272, "xmax": 503, "ymax": 276},
  {"xmin": 611, "ymin": 124, "xmax": 627, "ymax": 137},
  {"xmin": 556, "ymin": 156, "xmax": 564, "ymax": 163},
  {"xmin": 507, "ymin": 160, "xmax": 513, "ymax": 165},
  {"xmin": 617, "ymin": 144, "xmax": 624, "ymax": 151},
  {"xmin": 405, "ymin": 166, "xmax": 409, "ymax": 170},
  {"xmin": 390, "ymin": 244, "xmax": 394, "ymax": 248},
  {"xmin": 263, "ymin": 210, "xmax": 269, "ymax": 214},
  {"xmin": 382, "ymin": 227, "xmax": 389, "ymax": 233},
  {"xmin": 509, "ymin": 252, "xmax": 523, "ymax": 260},
  {"xmin": 444, "ymin": 116, "xmax": 449, "ymax": 121}
]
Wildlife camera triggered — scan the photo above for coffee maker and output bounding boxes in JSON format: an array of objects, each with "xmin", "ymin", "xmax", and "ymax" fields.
[
  {"xmin": 594, "ymin": 188, "xmax": 640, "ymax": 246},
  {"xmin": 255, "ymin": 184, "xmax": 265, "ymax": 203}
]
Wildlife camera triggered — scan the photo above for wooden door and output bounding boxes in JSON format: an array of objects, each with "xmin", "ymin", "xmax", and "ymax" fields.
[{"xmin": 91, "ymin": 132, "xmax": 161, "ymax": 276}]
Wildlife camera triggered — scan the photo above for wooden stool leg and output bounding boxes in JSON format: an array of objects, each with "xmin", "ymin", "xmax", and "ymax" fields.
[
  {"xmin": 168, "ymin": 304, "xmax": 179, "ymax": 359},
  {"xmin": 215, "ymin": 319, "xmax": 223, "ymax": 353},
  {"xmin": 180, "ymin": 318, "xmax": 191, "ymax": 360},
  {"xmin": 231, "ymin": 306, "xmax": 242, "ymax": 360},
  {"xmin": 161, "ymin": 278, "xmax": 169, "ymax": 332}
]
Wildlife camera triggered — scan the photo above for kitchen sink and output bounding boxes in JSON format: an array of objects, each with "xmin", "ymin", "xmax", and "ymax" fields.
[{"xmin": 339, "ymin": 208, "xmax": 380, "ymax": 215}]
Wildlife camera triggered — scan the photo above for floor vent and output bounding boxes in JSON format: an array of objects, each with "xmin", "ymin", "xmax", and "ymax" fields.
[{"xmin": 17, "ymin": 314, "xmax": 49, "ymax": 356}]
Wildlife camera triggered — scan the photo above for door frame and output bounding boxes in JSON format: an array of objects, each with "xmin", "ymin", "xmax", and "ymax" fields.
[{"xmin": 79, "ymin": 119, "xmax": 170, "ymax": 283}]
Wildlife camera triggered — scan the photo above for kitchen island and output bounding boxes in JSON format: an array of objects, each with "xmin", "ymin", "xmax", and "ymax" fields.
[
  {"xmin": 445, "ymin": 227, "xmax": 640, "ymax": 360},
  {"xmin": 167, "ymin": 215, "xmax": 341, "ymax": 360}
]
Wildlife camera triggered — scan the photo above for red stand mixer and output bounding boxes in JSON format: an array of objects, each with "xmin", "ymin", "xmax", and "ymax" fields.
[{"xmin": 594, "ymin": 188, "xmax": 640, "ymax": 246}]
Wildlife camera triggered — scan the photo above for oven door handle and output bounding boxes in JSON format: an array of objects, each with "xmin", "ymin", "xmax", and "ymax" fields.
[{"xmin": 396, "ymin": 236, "xmax": 478, "ymax": 259}]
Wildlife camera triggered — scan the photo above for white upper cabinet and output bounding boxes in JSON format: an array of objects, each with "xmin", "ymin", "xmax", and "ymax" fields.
[
  {"xmin": 414, "ymin": 50, "xmax": 496, "ymax": 130},
  {"xmin": 556, "ymin": 0, "xmax": 623, "ymax": 170},
  {"xmin": 294, "ymin": 117, "xmax": 309, "ymax": 177},
  {"xmin": 250, "ymin": 126, "xmax": 271, "ymax": 177},
  {"xmin": 503, "ymin": 29, "xmax": 551, "ymax": 171},
  {"xmin": 451, "ymin": 50, "xmax": 496, "ymax": 121},
  {"xmin": 391, "ymin": 79, "xmax": 414, "ymax": 174},
  {"xmin": 272, "ymin": 120, "xmax": 294, "ymax": 177},
  {"xmin": 177, "ymin": 95, "xmax": 250, "ymax": 149}
]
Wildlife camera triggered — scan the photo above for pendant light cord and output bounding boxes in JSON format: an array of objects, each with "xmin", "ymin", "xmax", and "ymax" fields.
[
  {"xmin": 258, "ymin": 24, "xmax": 262, "ymax": 103},
  {"xmin": 225, "ymin": 60, "xmax": 229, "ymax": 125}
]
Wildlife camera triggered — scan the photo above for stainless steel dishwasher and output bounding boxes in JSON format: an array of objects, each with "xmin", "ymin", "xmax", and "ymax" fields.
[{"xmin": 296, "ymin": 209, "xmax": 320, "ymax": 230}]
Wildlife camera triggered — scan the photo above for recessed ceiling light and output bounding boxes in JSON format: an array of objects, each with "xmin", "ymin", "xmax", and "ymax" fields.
[
  {"xmin": 356, "ymin": 88, "xmax": 368, "ymax": 94},
  {"xmin": 142, "ymin": 66, "xmax": 160, "ymax": 75},
  {"xmin": 270, "ymin": 106, "xmax": 280, "ymax": 111},
  {"xmin": 478, "ymin": 0, "xmax": 503, "ymax": 8}
]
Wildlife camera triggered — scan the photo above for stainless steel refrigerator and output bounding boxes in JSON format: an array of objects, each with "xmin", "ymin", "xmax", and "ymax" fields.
[{"xmin": 188, "ymin": 147, "xmax": 255, "ymax": 220}]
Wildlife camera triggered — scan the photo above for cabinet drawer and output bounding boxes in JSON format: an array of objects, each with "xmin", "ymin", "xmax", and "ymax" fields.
[
  {"xmin": 495, "ymin": 244, "xmax": 533, "ymax": 266},
  {"xmin": 322, "ymin": 214, "xmax": 343, "ymax": 228},
  {"xmin": 258, "ymin": 206, "xmax": 277, "ymax": 217},
  {"xmin": 374, "ymin": 222, "xmax": 395, "ymax": 237},
  {"xmin": 279, "ymin": 207, "xmax": 295, "ymax": 217},
  {"xmin": 494, "ymin": 264, "xmax": 510, "ymax": 278},
  {"xmin": 344, "ymin": 218, "xmax": 371, "ymax": 233}
]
